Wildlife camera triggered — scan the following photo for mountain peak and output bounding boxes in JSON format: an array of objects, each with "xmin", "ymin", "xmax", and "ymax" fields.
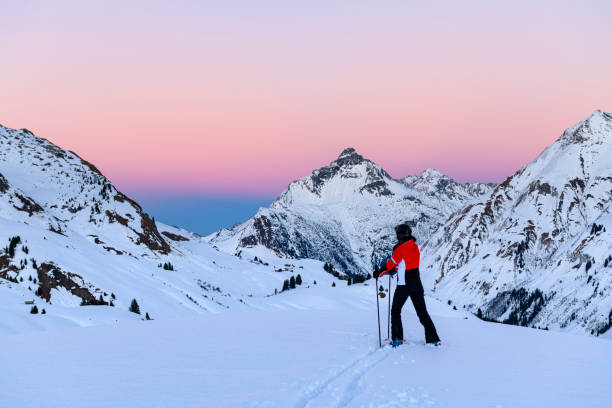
[
  {"xmin": 560, "ymin": 109, "xmax": 612, "ymax": 146},
  {"xmin": 338, "ymin": 147, "xmax": 357, "ymax": 157},
  {"xmin": 333, "ymin": 147, "xmax": 367, "ymax": 168},
  {"xmin": 419, "ymin": 168, "xmax": 447, "ymax": 179}
]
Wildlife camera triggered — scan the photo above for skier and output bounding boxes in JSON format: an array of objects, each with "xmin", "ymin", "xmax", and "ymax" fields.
[{"xmin": 374, "ymin": 223, "xmax": 441, "ymax": 347}]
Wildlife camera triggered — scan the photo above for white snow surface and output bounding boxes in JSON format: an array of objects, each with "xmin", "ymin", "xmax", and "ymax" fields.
[{"xmin": 2, "ymin": 288, "xmax": 611, "ymax": 408}]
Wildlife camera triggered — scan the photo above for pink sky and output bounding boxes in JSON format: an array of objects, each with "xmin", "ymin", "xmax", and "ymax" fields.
[{"xmin": 2, "ymin": 1, "xmax": 611, "ymax": 197}]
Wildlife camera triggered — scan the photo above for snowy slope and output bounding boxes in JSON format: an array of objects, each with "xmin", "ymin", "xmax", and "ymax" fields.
[
  {"xmin": 207, "ymin": 148, "xmax": 493, "ymax": 275},
  {"xmin": 421, "ymin": 110, "xmax": 612, "ymax": 336},
  {"xmin": 2, "ymin": 291, "xmax": 611, "ymax": 408},
  {"xmin": 0, "ymin": 125, "xmax": 354, "ymax": 334}
]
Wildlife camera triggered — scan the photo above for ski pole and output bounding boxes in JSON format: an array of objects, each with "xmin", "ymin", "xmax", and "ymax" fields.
[
  {"xmin": 375, "ymin": 277, "xmax": 382, "ymax": 348},
  {"xmin": 387, "ymin": 272, "xmax": 392, "ymax": 341}
]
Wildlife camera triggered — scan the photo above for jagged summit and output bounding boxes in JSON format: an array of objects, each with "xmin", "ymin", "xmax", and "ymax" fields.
[
  {"xmin": 558, "ymin": 109, "xmax": 612, "ymax": 146},
  {"xmin": 338, "ymin": 147, "xmax": 358, "ymax": 158},
  {"xmin": 331, "ymin": 147, "xmax": 368, "ymax": 168}
]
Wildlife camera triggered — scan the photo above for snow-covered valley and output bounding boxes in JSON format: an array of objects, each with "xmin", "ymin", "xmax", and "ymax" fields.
[
  {"xmin": 2, "ymin": 288, "xmax": 611, "ymax": 408},
  {"xmin": 1, "ymin": 112, "xmax": 612, "ymax": 407}
]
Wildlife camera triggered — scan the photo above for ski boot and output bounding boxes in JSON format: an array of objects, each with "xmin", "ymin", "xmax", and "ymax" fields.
[{"xmin": 391, "ymin": 339, "xmax": 404, "ymax": 348}]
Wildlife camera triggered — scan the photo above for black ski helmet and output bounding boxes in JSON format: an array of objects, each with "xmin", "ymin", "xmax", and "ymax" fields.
[{"xmin": 395, "ymin": 223, "xmax": 412, "ymax": 241}]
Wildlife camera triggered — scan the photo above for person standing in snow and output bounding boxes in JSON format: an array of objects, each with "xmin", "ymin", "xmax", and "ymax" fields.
[{"xmin": 374, "ymin": 223, "xmax": 441, "ymax": 347}]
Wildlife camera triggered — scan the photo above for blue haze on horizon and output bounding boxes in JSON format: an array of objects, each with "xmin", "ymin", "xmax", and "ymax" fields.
[{"xmin": 134, "ymin": 195, "xmax": 273, "ymax": 236}]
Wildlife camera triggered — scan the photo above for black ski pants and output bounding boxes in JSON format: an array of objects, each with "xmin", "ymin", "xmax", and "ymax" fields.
[{"xmin": 391, "ymin": 273, "xmax": 440, "ymax": 343}]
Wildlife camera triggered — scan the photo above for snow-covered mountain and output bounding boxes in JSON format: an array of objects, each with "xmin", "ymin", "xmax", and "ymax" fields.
[
  {"xmin": 421, "ymin": 110, "xmax": 612, "ymax": 335},
  {"xmin": 0, "ymin": 125, "xmax": 347, "ymax": 334},
  {"xmin": 207, "ymin": 148, "xmax": 493, "ymax": 275}
]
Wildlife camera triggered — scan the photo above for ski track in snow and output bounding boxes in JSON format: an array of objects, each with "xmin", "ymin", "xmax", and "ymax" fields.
[{"xmin": 295, "ymin": 346, "xmax": 392, "ymax": 408}]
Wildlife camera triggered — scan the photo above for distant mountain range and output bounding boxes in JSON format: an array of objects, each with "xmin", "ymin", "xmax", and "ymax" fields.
[
  {"xmin": 209, "ymin": 110, "xmax": 612, "ymax": 335},
  {"xmin": 206, "ymin": 148, "xmax": 493, "ymax": 274},
  {"xmin": 1, "ymin": 110, "xmax": 610, "ymax": 336}
]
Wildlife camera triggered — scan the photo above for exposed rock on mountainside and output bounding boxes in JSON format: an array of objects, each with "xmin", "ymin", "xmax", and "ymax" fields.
[
  {"xmin": 421, "ymin": 110, "xmax": 612, "ymax": 335},
  {"xmin": 208, "ymin": 148, "xmax": 493, "ymax": 275}
]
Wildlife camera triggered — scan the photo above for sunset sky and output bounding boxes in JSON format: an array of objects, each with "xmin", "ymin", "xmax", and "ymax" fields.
[{"xmin": 2, "ymin": 1, "xmax": 611, "ymax": 232}]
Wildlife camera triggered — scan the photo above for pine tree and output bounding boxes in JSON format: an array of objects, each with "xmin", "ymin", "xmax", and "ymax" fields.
[
  {"xmin": 41, "ymin": 308, "xmax": 46, "ymax": 314},
  {"xmin": 129, "ymin": 298, "xmax": 140, "ymax": 314},
  {"xmin": 30, "ymin": 305, "xmax": 38, "ymax": 314},
  {"xmin": 477, "ymin": 308, "xmax": 483, "ymax": 319},
  {"xmin": 347, "ymin": 278, "xmax": 352, "ymax": 286},
  {"xmin": 290, "ymin": 276, "xmax": 296, "ymax": 289},
  {"xmin": 296, "ymin": 274, "xmax": 302, "ymax": 285},
  {"xmin": 332, "ymin": 282, "xmax": 336, "ymax": 287},
  {"xmin": 282, "ymin": 279, "xmax": 289, "ymax": 291},
  {"xmin": 145, "ymin": 312, "xmax": 151, "ymax": 320},
  {"xmin": 111, "ymin": 293, "xmax": 116, "ymax": 299},
  {"xmin": 313, "ymin": 280, "xmax": 317, "ymax": 285}
]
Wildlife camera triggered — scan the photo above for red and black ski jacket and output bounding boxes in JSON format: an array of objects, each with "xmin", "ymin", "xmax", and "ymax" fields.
[{"xmin": 382, "ymin": 238, "xmax": 419, "ymax": 286}]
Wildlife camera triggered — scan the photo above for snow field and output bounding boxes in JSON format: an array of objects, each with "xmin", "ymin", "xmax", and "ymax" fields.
[{"xmin": 2, "ymin": 293, "xmax": 611, "ymax": 408}]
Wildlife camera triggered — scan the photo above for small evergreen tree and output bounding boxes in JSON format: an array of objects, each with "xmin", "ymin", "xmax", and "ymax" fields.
[
  {"xmin": 332, "ymin": 282, "xmax": 336, "ymax": 287},
  {"xmin": 41, "ymin": 308, "xmax": 46, "ymax": 314},
  {"xmin": 145, "ymin": 312, "xmax": 151, "ymax": 320},
  {"xmin": 347, "ymin": 277, "xmax": 352, "ymax": 286},
  {"xmin": 8, "ymin": 236, "xmax": 21, "ymax": 257},
  {"xmin": 282, "ymin": 279, "xmax": 289, "ymax": 291},
  {"xmin": 30, "ymin": 305, "xmax": 38, "ymax": 314},
  {"xmin": 477, "ymin": 308, "xmax": 483, "ymax": 319},
  {"xmin": 379, "ymin": 285, "xmax": 384, "ymax": 292},
  {"xmin": 129, "ymin": 298, "xmax": 141, "ymax": 314},
  {"xmin": 296, "ymin": 274, "xmax": 302, "ymax": 285},
  {"xmin": 111, "ymin": 293, "xmax": 116, "ymax": 299},
  {"xmin": 290, "ymin": 276, "xmax": 296, "ymax": 289},
  {"xmin": 313, "ymin": 280, "xmax": 317, "ymax": 285}
]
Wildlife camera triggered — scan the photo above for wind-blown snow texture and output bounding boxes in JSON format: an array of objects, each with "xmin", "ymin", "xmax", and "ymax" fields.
[
  {"xmin": 207, "ymin": 148, "xmax": 492, "ymax": 274},
  {"xmin": 421, "ymin": 110, "xmax": 612, "ymax": 335}
]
